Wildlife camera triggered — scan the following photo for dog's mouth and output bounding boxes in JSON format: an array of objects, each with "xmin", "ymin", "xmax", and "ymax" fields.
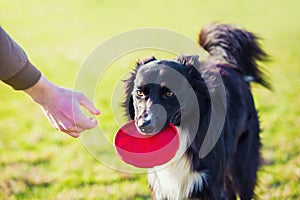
[
  {"xmin": 170, "ymin": 109, "xmax": 181, "ymax": 126},
  {"xmin": 135, "ymin": 110, "xmax": 181, "ymax": 135}
]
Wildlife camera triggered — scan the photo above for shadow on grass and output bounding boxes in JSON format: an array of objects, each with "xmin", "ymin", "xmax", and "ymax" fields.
[
  {"xmin": 99, "ymin": 173, "xmax": 143, "ymax": 186},
  {"xmin": 131, "ymin": 193, "xmax": 151, "ymax": 200}
]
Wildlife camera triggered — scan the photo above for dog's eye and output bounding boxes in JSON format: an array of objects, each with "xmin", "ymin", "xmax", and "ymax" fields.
[
  {"xmin": 136, "ymin": 89, "xmax": 144, "ymax": 97},
  {"xmin": 165, "ymin": 91, "xmax": 174, "ymax": 97}
]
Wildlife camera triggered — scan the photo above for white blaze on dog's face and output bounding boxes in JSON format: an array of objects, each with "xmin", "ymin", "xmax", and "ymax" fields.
[{"xmin": 132, "ymin": 60, "xmax": 190, "ymax": 135}]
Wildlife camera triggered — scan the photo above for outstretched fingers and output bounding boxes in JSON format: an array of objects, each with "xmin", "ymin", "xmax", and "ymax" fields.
[{"xmin": 77, "ymin": 92, "xmax": 100, "ymax": 115}]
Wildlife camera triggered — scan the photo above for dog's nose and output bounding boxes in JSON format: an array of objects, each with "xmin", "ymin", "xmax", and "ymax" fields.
[
  {"xmin": 137, "ymin": 119, "xmax": 153, "ymax": 133},
  {"xmin": 138, "ymin": 119, "xmax": 151, "ymax": 127}
]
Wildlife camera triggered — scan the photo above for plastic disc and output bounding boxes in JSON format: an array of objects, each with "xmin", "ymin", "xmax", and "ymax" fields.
[{"xmin": 114, "ymin": 120, "xmax": 180, "ymax": 168}]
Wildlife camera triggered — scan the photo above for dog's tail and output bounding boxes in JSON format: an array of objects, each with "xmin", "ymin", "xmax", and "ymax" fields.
[{"xmin": 199, "ymin": 23, "xmax": 271, "ymax": 89}]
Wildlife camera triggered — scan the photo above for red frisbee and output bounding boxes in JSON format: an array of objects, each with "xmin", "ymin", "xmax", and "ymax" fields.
[{"xmin": 114, "ymin": 120, "xmax": 179, "ymax": 168}]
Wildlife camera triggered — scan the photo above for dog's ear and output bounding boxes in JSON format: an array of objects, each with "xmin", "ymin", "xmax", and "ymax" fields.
[
  {"xmin": 184, "ymin": 59, "xmax": 219, "ymax": 96},
  {"xmin": 176, "ymin": 55, "xmax": 200, "ymax": 68},
  {"xmin": 186, "ymin": 65, "xmax": 207, "ymax": 92},
  {"xmin": 127, "ymin": 96, "xmax": 135, "ymax": 120},
  {"xmin": 136, "ymin": 56, "xmax": 157, "ymax": 67},
  {"xmin": 176, "ymin": 55, "xmax": 203, "ymax": 85},
  {"xmin": 177, "ymin": 55, "xmax": 211, "ymax": 95},
  {"xmin": 123, "ymin": 72, "xmax": 136, "ymax": 120}
]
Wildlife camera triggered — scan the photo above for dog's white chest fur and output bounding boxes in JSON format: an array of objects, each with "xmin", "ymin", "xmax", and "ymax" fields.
[{"xmin": 147, "ymin": 128, "xmax": 207, "ymax": 200}]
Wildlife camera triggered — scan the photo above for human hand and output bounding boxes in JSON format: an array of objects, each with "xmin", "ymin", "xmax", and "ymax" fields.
[{"xmin": 24, "ymin": 76, "xmax": 100, "ymax": 137}]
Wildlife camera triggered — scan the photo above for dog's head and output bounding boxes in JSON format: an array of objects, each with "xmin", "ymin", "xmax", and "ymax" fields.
[{"xmin": 123, "ymin": 55, "xmax": 205, "ymax": 135}]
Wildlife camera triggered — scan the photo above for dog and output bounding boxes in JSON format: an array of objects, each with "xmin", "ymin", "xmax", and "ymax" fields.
[{"xmin": 122, "ymin": 23, "xmax": 270, "ymax": 200}]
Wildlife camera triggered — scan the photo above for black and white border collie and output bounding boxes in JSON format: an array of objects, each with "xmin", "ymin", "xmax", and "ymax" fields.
[{"xmin": 123, "ymin": 23, "xmax": 270, "ymax": 200}]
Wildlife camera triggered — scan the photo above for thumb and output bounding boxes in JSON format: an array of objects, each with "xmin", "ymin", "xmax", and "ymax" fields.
[
  {"xmin": 76, "ymin": 115, "xmax": 98, "ymax": 130},
  {"xmin": 78, "ymin": 93, "xmax": 100, "ymax": 115}
]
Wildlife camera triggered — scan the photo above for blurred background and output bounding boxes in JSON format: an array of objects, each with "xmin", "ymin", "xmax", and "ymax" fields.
[{"xmin": 0, "ymin": 0, "xmax": 299, "ymax": 199}]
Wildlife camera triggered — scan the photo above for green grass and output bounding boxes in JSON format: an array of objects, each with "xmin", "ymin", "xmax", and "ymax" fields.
[{"xmin": 0, "ymin": 0, "xmax": 300, "ymax": 199}]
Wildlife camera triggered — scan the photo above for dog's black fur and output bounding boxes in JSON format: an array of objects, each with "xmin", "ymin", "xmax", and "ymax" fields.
[{"xmin": 122, "ymin": 23, "xmax": 270, "ymax": 200}]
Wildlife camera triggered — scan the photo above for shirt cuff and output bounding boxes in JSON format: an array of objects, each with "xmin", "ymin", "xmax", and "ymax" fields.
[{"xmin": 3, "ymin": 61, "xmax": 42, "ymax": 90}]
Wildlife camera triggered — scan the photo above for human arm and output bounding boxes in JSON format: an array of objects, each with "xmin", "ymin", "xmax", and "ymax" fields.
[{"xmin": 0, "ymin": 26, "xmax": 100, "ymax": 137}]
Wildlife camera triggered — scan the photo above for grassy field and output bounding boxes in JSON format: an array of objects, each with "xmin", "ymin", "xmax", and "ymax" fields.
[{"xmin": 0, "ymin": 0, "xmax": 300, "ymax": 199}]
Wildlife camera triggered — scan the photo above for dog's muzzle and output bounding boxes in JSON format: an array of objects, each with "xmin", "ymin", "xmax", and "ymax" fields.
[
  {"xmin": 137, "ymin": 117, "xmax": 154, "ymax": 134},
  {"xmin": 135, "ymin": 105, "xmax": 167, "ymax": 135}
]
